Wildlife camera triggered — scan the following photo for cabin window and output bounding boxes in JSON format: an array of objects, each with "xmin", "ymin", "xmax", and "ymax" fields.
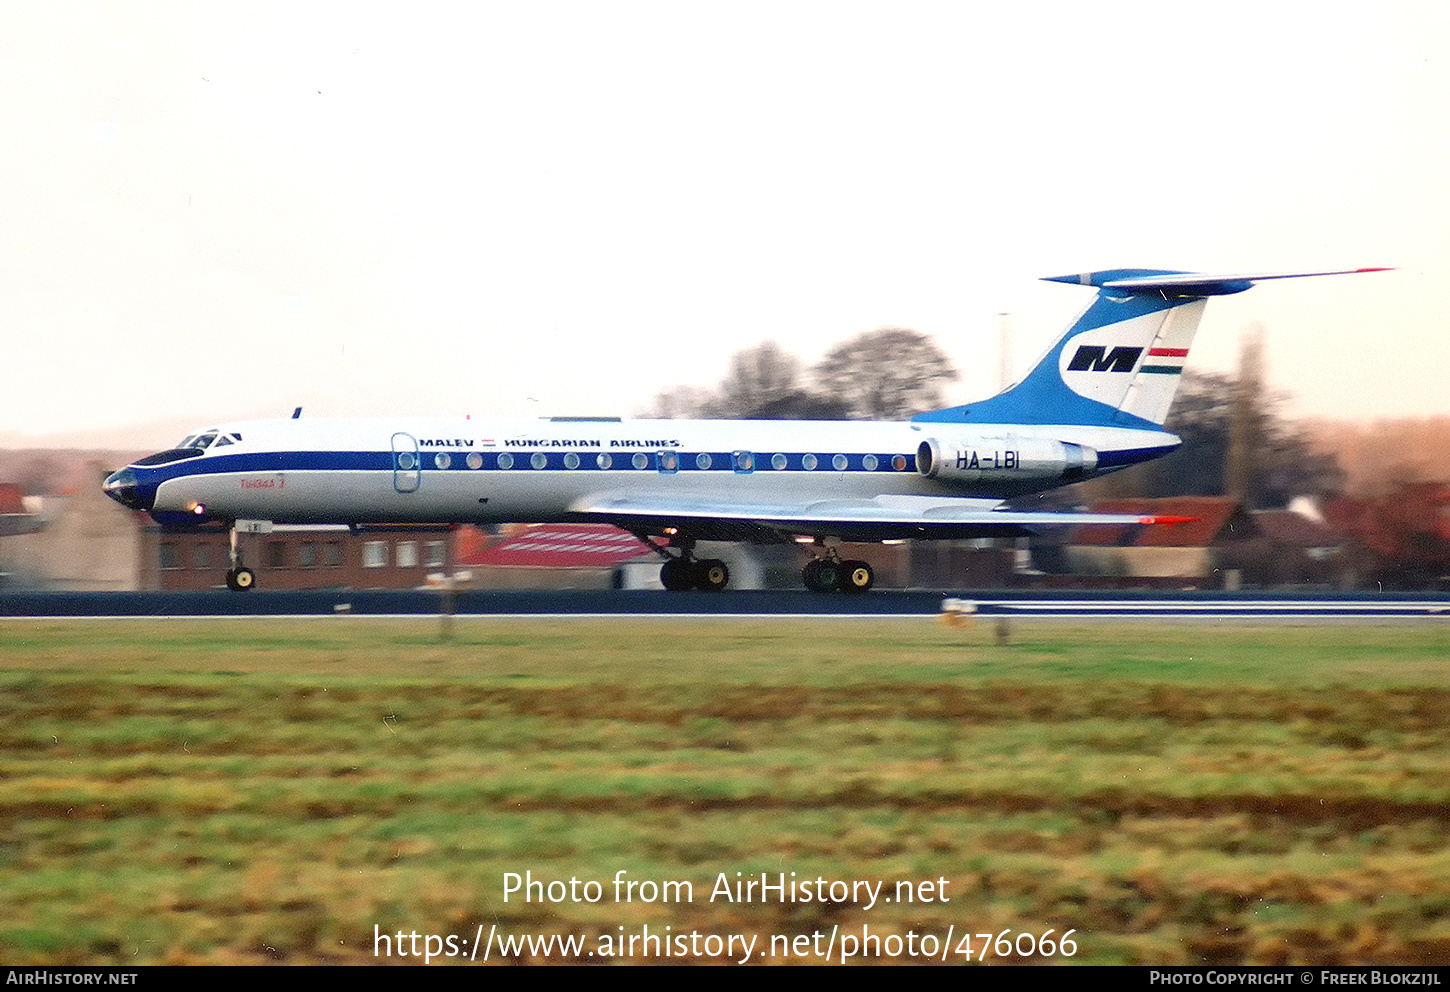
[
  {"xmin": 467, "ymin": 452, "xmax": 483, "ymax": 470},
  {"xmin": 733, "ymin": 451, "xmax": 754, "ymax": 473},
  {"xmin": 695, "ymin": 452, "xmax": 712, "ymax": 470},
  {"xmin": 892, "ymin": 454, "xmax": 908, "ymax": 471},
  {"xmin": 832, "ymin": 454, "xmax": 848, "ymax": 471},
  {"xmin": 657, "ymin": 451, "xmax": 678, "ymax": 473},
  {"xmin": 497, "ymin": 452, "xmax": 514, "ymax": 470},
  {"xmin": 597, "ymin": 453, "xmax": 613, "ymax": 470},
  {"xmin": 531, "ymin": 452, "xmax": 547, "ymax": 470},
  {"xmin": 802, "ymin": 453, "xmax": 818, "ymax": 471},
  {"xmin": 632, "ymin": 452, "xmax": 649, "ymax": 470},
  {"xmin": 563, "ymin": 452, "xmax": 580, "ymax": 470},
  {"xmin": 771, "ymin": 453, "xmax": 787, "ymax": 471},
  {"xmin": 435, "ymin": 452, "xmax": 451, "ymax": 470}
]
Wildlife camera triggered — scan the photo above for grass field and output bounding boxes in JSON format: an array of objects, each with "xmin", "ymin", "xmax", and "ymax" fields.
[{"xmin": 1, "ymin": 616, "xmax": 1447, "ymax": 965}]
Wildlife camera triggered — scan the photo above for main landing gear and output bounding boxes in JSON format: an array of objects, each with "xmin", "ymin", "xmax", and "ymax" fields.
[
  {"xmin": 225, "ymin": 522, "xmax": 256, "ymax": 592},
  {"xmin": 660, "ymin": 554, "xmax": 730, "ymax": 592},
  {"xmin": 802, "ymin": 552, "xmax": 873, "ymax": 594},
  {"xmin": 636, "ymin": 533, "xmax": 730, "ymax": 591},
  {"xmin": 633, "ymin": 533, "xmax": 873, "ymax": 594}
]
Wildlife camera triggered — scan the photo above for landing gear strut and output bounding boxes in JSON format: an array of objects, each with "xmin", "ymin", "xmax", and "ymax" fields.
[{"xmin": 225, "ymin": 523, "xmax": 256, "ymax": 592}]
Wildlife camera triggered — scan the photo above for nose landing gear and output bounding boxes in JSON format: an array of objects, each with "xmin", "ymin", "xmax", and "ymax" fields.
[{"xmin": 224, "ymin": 521, "xmax": 258, "ymax": 592}]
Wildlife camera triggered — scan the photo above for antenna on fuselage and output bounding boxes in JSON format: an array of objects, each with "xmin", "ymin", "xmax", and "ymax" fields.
[{"xmin": 292, "ymin": 407, "xmax": 302, "ymax": 419}]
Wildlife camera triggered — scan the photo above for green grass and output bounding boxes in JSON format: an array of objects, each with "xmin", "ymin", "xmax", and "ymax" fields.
[{"xmin": 0, "ymin": 618, "xmax": 1447, "ymax": 964}]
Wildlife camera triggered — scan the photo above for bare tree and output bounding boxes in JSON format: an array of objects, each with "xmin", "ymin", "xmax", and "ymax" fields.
[
  {"xmin": 649, "ymin": 385, "xmax": 709, "ymax": 420},
  {"xmin": 652, "ymin": 341, "xmax": 851, "ymax": 420},
  {"xmin": 651, "ymin": 331, "xmax": 953, "ymax": 421},
  {"xmin": 812, "ymin": 328, "xmax": 958, "ymax": 420},
  {"xmin": 709, "ymin": 341, "xmax": 805, "ymax": 417},
  {"xmin": 1092, "ymin": 370, "xmax": 1344, "ymax": 508},
  {"xmin": 1225, "ymin": 324, "xmax": 1265, "ymax": 502}
]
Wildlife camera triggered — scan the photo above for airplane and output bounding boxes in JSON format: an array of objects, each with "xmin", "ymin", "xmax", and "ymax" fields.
[{"xmin": 103, "ymin": 267, "xmax": 1385, "ymax": 592}]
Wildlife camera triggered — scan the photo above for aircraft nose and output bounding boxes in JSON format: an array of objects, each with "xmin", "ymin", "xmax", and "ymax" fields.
[{"xmin": 102, "ymin": 468, "xmax": 149, "ymax": 510}]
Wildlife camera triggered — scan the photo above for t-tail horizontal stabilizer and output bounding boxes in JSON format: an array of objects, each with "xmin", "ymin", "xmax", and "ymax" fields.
[
  {"xmin": 1045, "ymin": 267, "xmax": 1393, "ymax": 297},
  {"xmin": 915, "ymin": 267, "xmax": 1390, "ymax": 430}
]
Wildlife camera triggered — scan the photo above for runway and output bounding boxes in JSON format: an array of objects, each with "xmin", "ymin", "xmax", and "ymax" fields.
[{"xmin": 3, "ymin": 589, "xmax": 1448, "ymax": 619}]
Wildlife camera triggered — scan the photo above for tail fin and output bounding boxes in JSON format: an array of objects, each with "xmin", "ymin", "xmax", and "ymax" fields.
[{"xmin": 914, "ymin": 267, "xmax": 1388, "ymax": 429}]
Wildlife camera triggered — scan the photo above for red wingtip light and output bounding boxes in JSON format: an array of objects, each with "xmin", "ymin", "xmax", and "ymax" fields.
[{"xmin": 1138, "ymin": 515, "xmax": 1199, "ymax": 526}]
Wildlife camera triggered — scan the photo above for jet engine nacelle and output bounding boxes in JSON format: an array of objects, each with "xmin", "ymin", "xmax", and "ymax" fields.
[{"xmin": 916, "ymin": 436, "xmax": 1098, "ymax": 483}]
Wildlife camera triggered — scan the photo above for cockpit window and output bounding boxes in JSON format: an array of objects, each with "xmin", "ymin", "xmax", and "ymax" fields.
[
  {"xmin": 134, "ymin": 448, "xmax": 205, "ymax": 466},
  {"xmin": 176, "ymin": 430, "xmax": 239, "ymax": 449}
]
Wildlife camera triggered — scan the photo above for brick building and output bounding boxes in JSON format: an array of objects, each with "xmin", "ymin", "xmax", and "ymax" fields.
[{"xmin": 145, "ymin": 523, "xmax": 457, "ymax": 591}]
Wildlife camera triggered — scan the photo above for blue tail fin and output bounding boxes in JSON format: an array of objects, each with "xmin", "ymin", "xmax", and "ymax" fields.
[{"xmin": 913, "ymin": 268, "xmax": 1388, "ymax": 429}]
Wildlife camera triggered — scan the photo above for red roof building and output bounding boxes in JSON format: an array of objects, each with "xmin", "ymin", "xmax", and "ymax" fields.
[
  {"xmin": 1323, "ymin": 483, "xmax": 1450, "ymax": 588},
  {"xmin": 0, "ymin": 484, "xmax": 24, "ymax": 515},
  {"xmin": 1056, "ymin": 497, "xmax": 1260, "ymax": 588},
  {"xmin": 1069, "ymin": 497, "xmax": 1254, "ymax": 549},
  {"xmin": 458, "ymin": 524, "xmax": 647, "ymax": 569},
  {"xmin": 455, "ymin": 524, "xmax": 652, "ymax": 589}
]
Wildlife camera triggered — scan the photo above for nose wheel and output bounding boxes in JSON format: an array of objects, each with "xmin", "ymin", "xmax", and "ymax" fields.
[
  {"xmin": 226, "ymin": 567, "xmax": 256, "ymax": 592},
  {"xmin": 225, "ymin": 523, "xmax": 256, "ymax": 592}
]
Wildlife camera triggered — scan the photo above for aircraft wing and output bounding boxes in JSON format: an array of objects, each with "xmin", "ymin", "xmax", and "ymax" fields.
[{"xmin": 568, "ymin": 493, "xmax": 1193, "ymax": 544}]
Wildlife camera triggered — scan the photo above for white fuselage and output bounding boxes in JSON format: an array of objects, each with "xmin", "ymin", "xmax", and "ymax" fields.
[{"xmin": 135, "ymin": 416, "xmax": 1178, "ymax": 528}]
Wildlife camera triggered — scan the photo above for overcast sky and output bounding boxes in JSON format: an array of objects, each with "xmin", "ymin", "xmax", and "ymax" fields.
[{"xmin": 2, "ymin": 1, "xmax": 1445, "ymax": 446}]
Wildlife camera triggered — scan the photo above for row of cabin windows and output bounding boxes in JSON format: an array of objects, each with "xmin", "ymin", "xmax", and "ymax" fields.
[
  {"xmin": 159, "ymin": 539, "xmax": 446, "ymax": 570},
  {"xmin": 403, "ymin": 450, "xmax": 911, "ymax": 473}
]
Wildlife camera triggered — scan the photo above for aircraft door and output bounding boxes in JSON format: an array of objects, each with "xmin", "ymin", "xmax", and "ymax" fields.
[{"xmin": 392, "ymin": 432, "xmax": 421, "ymax": 493}]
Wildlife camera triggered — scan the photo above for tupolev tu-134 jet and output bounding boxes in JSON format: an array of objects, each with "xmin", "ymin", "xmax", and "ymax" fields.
[{"xmin": 104, "ymin": 267, "xmax": 1384, "ymax": 592}]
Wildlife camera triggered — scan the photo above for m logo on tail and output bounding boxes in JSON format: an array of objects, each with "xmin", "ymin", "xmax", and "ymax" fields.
[{"xmin": 1067, "ymin": 345, "xmax": 1142, "ymax": 373}]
